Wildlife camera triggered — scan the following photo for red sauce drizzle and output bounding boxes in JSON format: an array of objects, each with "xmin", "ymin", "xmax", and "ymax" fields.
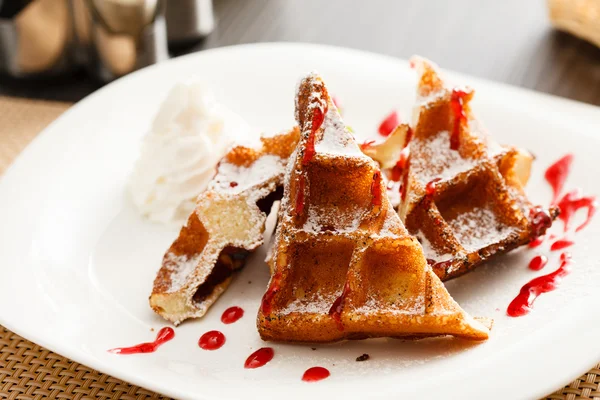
[
  {"xmin": 387, "ymin": 127, "xmax": 414, "ymax": 200},
  {"xmin": 221, "ymin": 306, "xmax": 244, "ymax": 324},
  {"xmin": 329, "ymin": 281, "xmax": 351, "ymax": 331},
  {"xmin": 557, "ymin": 189, "xmax": 597, "ymax": 232},
  {"xmin": 530, "ymin": 206, "xmax": 553, "ymax": 238},
  {"xmin": 528, "ymin": 255, "xmax": 548, "ymax": 271},
  {"xmin": 260, "ymin": 272, "xmax": 282, "ymax": 315},
  {"xmin": 244, "ymin": 347, "xmax": 274, "ymax": 369},
  {"xmin": 427, "ymin": 258, "xmax": 454, "ymax": 273},
  {"xmin": 198, "ymin": 330, "xmax": 226, "ymax": 350},
  {"xmin": 390, "ymin": 148, "xmax": 410, "ymax": 181},
  {"xmin": 360, "ymin": 139, "xmax": 376, "ymax": 151},
  {"xmin": 229, "ymin": 181, "xmax": 238, "ymax": 188},
  {"xmin": 108, "ymin": 327, "xmax": 174, "ymax": 355},
  {"xmin": 378, "ymin": 111, "xmax": 399, "ymax": 136},
  {"xmin": 545, "ymin": 154, "xmax": 573, "ymax": 204},
  {"xmin": 295, "ymin": 174, "xmax": 306, "ymax": 216},
  {"xmin": 507, "ymin": 252, "xmax": 572, "ymax": 317},
  {"xmin": 303, "ymin": 105, "xmax": 327, "ymax": 165},
  {"xmin": 449, "ymin": 89, "xmax": 468, "ymax": 150},
  {"xmin": 370, "ymin": 171, "xmax": 383, "ymax": 207},
  {"xmin": 426, "ymin": 178, "xmax": 442, "ymax": 198},
  {"xmin": 302, "ymin": 367, "xmax": 330, "ymax": 382},
  {"xmin": 528, "ymin": 236, "xmax": 545, "ymax": 248},
  {"xmin": 550, "ymin": 239, "xmax": 574, "ymax": 251}
]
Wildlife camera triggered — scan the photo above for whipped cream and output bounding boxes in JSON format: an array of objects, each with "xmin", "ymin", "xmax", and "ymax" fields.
[{"xmin": 129, "ymin": 82, "xmax": 254, "ymax": 225}]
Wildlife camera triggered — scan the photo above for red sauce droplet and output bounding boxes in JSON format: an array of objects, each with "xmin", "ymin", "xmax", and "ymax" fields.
[
  {"xmin": 530, "ymin": 206, "xmax": 553, "ymax": 238},
  {"xmin": 528, "ymin": 236, "xmax": 545, "ymax": 248},
  {"xmin": 108, "ymin": 327, "xmax": 175, "ymax": 355},
  {"xmin": 545, "ymin": 154, "xmax": 574, "ymax": 204},
  {"xmin": 329, "ymin": 281, "xmax": 351, "ymax": 331},
  {"xmin": 507, "ymin": 252, "xmax": 572, "ymax": 317},
  {"xmin": 378, "ymin": 111, "xmax": 399, "ymax": 136},
  {"xmin": 221, "ymin": 306, "xmax": 244, "ymax": 324},
  {"xmin": 360, "ymin": 139, "xmax": 376, "ymax": 151},
  {"xmin": 427, "ymin": 258, "xmax": 454, "ymax": 273},
  {"xmin": 557, "ymin": 189, "xmax": 597, "ymax": 233},
  {"xmin": 426, "ymin": 178, "xmax": 442, "ymax": 198},
  {"xmin": 449, "ymin": 89, "xmax": 468, "ymax": 150},
  {"xmin": 390, "ymin": 148, "xmax": 410, "ymax": 182},
  {"xmin": 370, "ymin": 171, "xmax": 383, "ymax": 207},
  {"xmin": 550, "ymin": 238, "xmax": 574, "ymax": 251},
  {"xmin": 302, "ymin": 366, "xmax": 330, "ymax": 382},
  {"xmin": 261, "ymin": 272, "xmax": 282, "ymax": 315},
  {"xmin": 528, "ymin": 255, "xmax": 548, "ymax": 271},
  {"xmin": 229, "ymin": 181, "xmax": 238, "ymax": 188},
  {"xmin": 244, "ymin": 347, "xmax": 274, "ymax": 369},
  {"xmin": 198, "ymin": 330, "xmax": 225, "ymax": 350},
  {"xmin": 303, "ymin": 105, "xmax": 327, "ymax": 165},
  {"xmin": 295, "ymin": 174, "xmax": 306, "ymax": 216}
]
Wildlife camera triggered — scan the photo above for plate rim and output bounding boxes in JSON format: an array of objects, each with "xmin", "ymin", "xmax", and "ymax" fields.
[{"xmin": 1, "ymin": 42, "xmax": 600, "ymax": 400}]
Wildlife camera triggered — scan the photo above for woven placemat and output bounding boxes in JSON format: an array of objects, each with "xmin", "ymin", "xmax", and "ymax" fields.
[{"xmin": 0, "ymin": 95, "xmax": 597, "ymax": 400}]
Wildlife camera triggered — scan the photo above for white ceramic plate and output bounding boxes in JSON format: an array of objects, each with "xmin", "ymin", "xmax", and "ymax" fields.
[{"xmin": 1, "ymin": 43, "xmax": 600, "ymax": 400}]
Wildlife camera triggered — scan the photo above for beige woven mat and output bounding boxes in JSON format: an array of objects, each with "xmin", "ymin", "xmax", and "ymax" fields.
[{"xmin": 0, "ymin": 95, "xmax": 597, "ymax": 400}]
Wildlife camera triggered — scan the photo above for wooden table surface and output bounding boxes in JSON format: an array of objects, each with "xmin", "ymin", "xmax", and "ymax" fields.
[{"xmin": 1, "ymin": 0, "xmax": 600, "ymax": 106}]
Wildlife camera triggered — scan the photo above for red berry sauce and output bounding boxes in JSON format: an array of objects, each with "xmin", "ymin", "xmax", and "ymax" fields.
[
  {"xmin": 556, "ymin": 189, "xmax": 597, "ymax": 233},
  {"xmin": 329, "ymin": 281, "xmax": 351, "ymax": 331},
  {"xmin": 550, "ymin": 239, "xmax": 574, "ymax": 251},
  {"xmin": 295, "ymin": 174, "xmax": 306, "ymax": 216},
  {"xmin": 528, "ymin": 255, "xmax": 548, "ymax": 271},
  {"xmin": 378, "ymin": 111, "xmax": 399, "ymax": 136},
  {"xmin": 108, "ymin": 327, "xmax": 175, "ymax": 355},
  {"xmin": 261, "ymin": 272, "xmax": 282, "ymax": 315},
  {"xmin": 507, "ymin": 253, "xmax": 572, "ymax": 317},
  {"xmin": 371, "ymin": 171, "xmax": 383, "ymax": 207},
  {"xmin": 244, "ymin": 347, "xmax": 274, "ymax": 369},
  {"xmin": 302, "ymin": 367, "xmax": 330, "ymax": 382},
  {"xmin": 449, "ymin": 89, "xmax": 468, "ymax": 150},
  {"xmin": 545, "ymin": 154, "xmax": 573, "ymax": 204},
  {"xmin": 426, "ymin": 178, "xmax": 442, "ymax": 198},
  {"xmin": 221, "ymin": 306, "xmax": 244, "ymax": 324},
  {"xmin": 198, "ymin": 330, "xmax": 226, "ymax": 350}
]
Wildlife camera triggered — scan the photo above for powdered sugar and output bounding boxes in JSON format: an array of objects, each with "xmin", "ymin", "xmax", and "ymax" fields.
[
  {"xmin": 449, "ymin": 207, "xmax": 515, "ymax": 252},
  {"xmin": 211, "ymin": 155, "xmax": 285, "ymax": 192},
  {"xmin": 411, "ymin": 130, "xmax": 476, "ymax": 183},
  {"xmin": 415, "ymin": 231, "xmax": 454, "ymax": 262},
  {"xmin": 163, "ymin": 252, "xmax": 201, "ymax": 292}
]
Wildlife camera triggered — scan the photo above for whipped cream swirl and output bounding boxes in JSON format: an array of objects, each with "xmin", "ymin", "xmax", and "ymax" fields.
[{"xmin": 129, "ymin": 82, "xmax": 253, "ymax": 224}]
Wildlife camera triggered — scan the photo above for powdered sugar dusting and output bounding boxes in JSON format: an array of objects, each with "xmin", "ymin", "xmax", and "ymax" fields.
[
  {"xmin": 163, "ymin": 252, "xmax": 201, "ymax": 292},
  {"xmin": 315, "ymin": 109, "xmax": 364, "ymax": 157},
  {"xmin": 449, "ymin": 207, "xmax": 515, "ymax": 252},
  {"xmin": 411, "ymin": 131, "xmax": 476, "ymax": 183},
  {"xmin": 282, "ymin": 292, "xmax": 338, "ymax": 315},
  {"xmin": 415, "ymin": 231, "xmax": 454, "ymax": 262},
  {"xmin": 211, "ymin": 155, "xmax": 284, "ymax": 192}
]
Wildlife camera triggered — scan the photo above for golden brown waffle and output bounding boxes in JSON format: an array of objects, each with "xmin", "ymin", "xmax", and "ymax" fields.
[
  {"xmin": 396, "ymin": 57, "xmax": 557, "ymax": 281},
  {"xmin": 256, "ymin": 73, "xmax": 490, "ymax": 343},
  {"xmin": 150, "ymin": 127, "xmax": 299, "ymax": 325}
]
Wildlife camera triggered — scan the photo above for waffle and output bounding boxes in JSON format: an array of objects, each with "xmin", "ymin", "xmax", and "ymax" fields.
[
  {"xmin": 395, "ymin": 57, "xmax": 558, "ymax": 281},
  {"xmin": 256, "ymin": 73, "xmax": 490, "ymax": 343},
  {"xmin": 150, "ymin": 127, "xmax": 300, "ymax": 325}
]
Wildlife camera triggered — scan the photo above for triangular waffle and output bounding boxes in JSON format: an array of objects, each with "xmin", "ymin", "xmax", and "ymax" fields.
[
  {"xmin": 396, "ymin": 57, "xmax": 558, "ymax": 281},
  {"xmin": 150, "ymin": 127, "xmax": 299, "ymax": 325},
  {"xmin": 256, "ymin": 73, "xmax": 490, "ymax": 343}
]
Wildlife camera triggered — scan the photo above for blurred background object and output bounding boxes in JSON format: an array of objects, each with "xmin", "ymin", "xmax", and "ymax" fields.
[
  {"xmin": 1, "ymin": 0, "xmax": 600, "ymax": 106},
  {"xmin": 0, "ymin": 0, "xmax": 214, "ymax": 82},
  {"xmin": 549, "ymin": 0, "xmax": 600, "ymax": 48}
]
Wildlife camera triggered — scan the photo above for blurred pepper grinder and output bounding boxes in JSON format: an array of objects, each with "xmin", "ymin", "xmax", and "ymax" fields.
[{"xmin": 0, "ymin": 0, "xmax": 215, "ymax": 81}]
